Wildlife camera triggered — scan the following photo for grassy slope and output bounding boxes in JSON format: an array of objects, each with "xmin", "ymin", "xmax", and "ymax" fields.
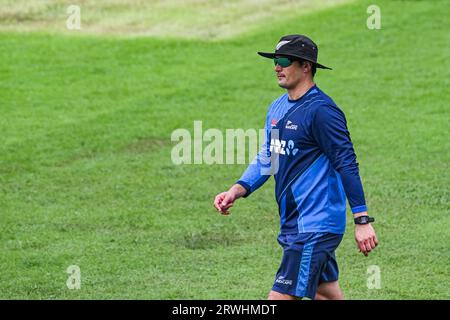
[
  {"xmin": 0, "ymin": 0, "xmax": 449, "ymax": 299},
  {"xmin": 0, "ymin": 0, "xmax": 352, "ymax": 39}
]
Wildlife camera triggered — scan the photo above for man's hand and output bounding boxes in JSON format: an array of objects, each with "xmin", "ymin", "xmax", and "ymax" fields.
[
  {"xmin": 213, "ymin": 184, "xmax": 247, "ymax": 215},
  {"xmin": 354, "ymin": 212, "xmax": 379, "ymax": 256}
]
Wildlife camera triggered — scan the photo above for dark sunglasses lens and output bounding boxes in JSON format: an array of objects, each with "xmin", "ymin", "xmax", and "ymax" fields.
[{"xmin": 274, "ymin": 57, "xmax": 292, "ymax": 67}]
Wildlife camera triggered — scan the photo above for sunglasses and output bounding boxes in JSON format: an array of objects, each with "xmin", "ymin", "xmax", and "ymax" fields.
[{"xmin": 273, "ymin": 57, "xmax": 294, "ymax": 68}]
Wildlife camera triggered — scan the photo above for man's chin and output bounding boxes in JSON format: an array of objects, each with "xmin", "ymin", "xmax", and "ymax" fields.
[{"xmin": 278, "ymin": 82, "xmax": 288, "ymax": 89}]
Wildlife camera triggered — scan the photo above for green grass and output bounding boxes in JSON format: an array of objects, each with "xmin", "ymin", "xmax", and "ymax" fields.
[
  {"xmin": 0, "ymin": 0, "xmax": 352, "ymax": 39},
  {"xmin": 0, "ymin": 0, "xmax": 449, "ymax": 299}
]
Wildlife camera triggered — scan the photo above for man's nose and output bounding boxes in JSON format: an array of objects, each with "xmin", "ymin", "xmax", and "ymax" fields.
[{"xmin": 274, "ymin": 64, "xmax": 283, "ymax": 72}]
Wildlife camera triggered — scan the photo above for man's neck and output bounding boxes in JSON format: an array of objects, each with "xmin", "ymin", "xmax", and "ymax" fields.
[{"xmin": 287, "ymin": 80, "xmax": 315, "ymax": 101}]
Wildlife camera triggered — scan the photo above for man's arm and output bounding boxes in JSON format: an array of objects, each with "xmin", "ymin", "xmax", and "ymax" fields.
[
  {"xmin": 312, "ymin": 104, "xmax": 378, "ymax": 256},
  {"xmin": 235, "ymin": 114, "xmax": 273, "ymax": 198},
  {"xmin": 312, "ymin": 104, "xmax": 366, "ymax": 212},
  {"xmin": 213, "ymin": 109, "xmax": 273, "ymax": 214},
  {"xmin": 213, "ymin": 142, "xmax": 271, "ymax": 214}
]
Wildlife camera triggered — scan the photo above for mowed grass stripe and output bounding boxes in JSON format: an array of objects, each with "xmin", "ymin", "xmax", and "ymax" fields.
[{"xmin": 0, "ymin": 0, "xmax": 353, "ymax": 39}]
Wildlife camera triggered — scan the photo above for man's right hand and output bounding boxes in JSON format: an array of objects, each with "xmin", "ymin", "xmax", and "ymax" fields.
[{"xmin": 213, "ymin": 184, "xmax": 247, "ymax": 215}]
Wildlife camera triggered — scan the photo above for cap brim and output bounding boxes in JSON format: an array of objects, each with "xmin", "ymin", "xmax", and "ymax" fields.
[
  {"xmin": 315, "ymin": 62, "xmax": 332, "ymax": 70},
  {"xmin": 257, "ymin": 51, "xmax": 332, "ymax": 70},
  {"xmin": 257, "ymin": 51, "xmax": 276, "ymax": 59}
]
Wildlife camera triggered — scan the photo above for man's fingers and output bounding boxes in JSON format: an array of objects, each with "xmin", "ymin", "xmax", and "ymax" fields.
[
  {"xmin": 214, "ymin": 195, "xmax": 224, "ymax": 211},
  {"xmin": 222, "ymin": 203, "xmax": 233, "ymax": 210},
  {"xmin": 220, "ymin": 194, "xmax": 235, "ymax": 209},
  {"xmin": 357, "ymin": 236, "xmax": 380, "ymax": 256},
  {"xmin": 221, "ymin": 195, "xmax": 231, "ymax": 208},
  {"xmin": 358, "ymin": 241, "xmax": 367, "ymax": 253},
  {"xmin": 369, "ymin": 237, "xmax": 377, "ymax": 249},
  {"xmin": 365, "ymin": 240, "xmax": 372, "ymax": 252},
  {"xmin": 214, "ymin": 193, "xmax": 224, "ymax": 203},
  {"xmin": 355, "ymin": 226, "xmax": 378, "ymax": 257},
  {"xmin": 213, "ymin": 198, "xmax": 221, "ymax": 210},
  {"xmin": 359, "ymin": 243, "xmax": 369, "ymax": 256},
  {"xmin": 220, "ymin": 206, "xmax": 232, "ymax": 215}
]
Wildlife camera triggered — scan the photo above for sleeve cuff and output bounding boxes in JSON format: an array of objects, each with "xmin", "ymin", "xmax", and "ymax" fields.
[
  {"xmin": 236, "ymin": 180, "xmax": 251, "ymax": 198},
  {"xmin": 351, "ymin": 205, "xmax": 367, "ymax": 214}
]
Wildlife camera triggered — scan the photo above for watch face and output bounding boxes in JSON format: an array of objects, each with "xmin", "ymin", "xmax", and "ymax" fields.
[{"xmin": 355, "ymin": 216, "xmax": 369, "ymax": 224}]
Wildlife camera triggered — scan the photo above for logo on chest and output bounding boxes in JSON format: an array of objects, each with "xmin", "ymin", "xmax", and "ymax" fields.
[
  {"xmin": 285, "ymin": 120, "xmax": 298, "ymax": 130},
  {"xmin": 270, "ymin": 139, "xmax": 299, "ymax": 156}
]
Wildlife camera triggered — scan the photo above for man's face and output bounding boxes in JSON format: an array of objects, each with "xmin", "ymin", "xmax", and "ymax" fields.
[{"xmin": 274, "ymin": 57, "xmax": 305, "ymax": 89}]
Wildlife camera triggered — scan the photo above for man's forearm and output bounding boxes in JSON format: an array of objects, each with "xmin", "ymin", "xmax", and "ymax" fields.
[
  {"xmin": 354, "ymin": 211, "xmax": 368, "ymax": 218},
  {"xmin": 229, "ymin": 184, "xmax": 248, "ymax": 199}
]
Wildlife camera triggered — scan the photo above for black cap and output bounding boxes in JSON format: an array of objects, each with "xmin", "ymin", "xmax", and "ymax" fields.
[{"xmin": 258, "ymin": 34, "xmax": 332, "ymax": 70}]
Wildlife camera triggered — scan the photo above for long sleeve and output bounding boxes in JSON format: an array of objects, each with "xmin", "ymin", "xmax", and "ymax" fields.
[
  {"xmin": 236, "ymin": 114, "xmax": 273, "ymax": 197},
  {"xmin": 311, "ymin": 104, "xmax": 367, "ymax": 213}
]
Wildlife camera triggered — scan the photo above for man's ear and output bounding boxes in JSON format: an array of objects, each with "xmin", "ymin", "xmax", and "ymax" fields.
[{"xmin": 304, "ymin": 61, "xmax": 312, "ymax": 74}]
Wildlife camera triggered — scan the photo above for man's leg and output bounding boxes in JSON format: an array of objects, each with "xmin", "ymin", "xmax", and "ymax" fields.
[
  {"xmin": 314, "ymin": 281, "xmax": 344, "ymax": 300},
  {"xmin": 268, "ymin": 290, "xmax": 299, "ymax": 300},
  {"xmin": 270, "ymin": 233, "xmax": 343, "ymax": 300}
]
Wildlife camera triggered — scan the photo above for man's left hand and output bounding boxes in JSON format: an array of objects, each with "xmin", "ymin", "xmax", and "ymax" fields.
[{"xmin": 354, "ymin": 217, "xmax": 378, "ymax": 257}]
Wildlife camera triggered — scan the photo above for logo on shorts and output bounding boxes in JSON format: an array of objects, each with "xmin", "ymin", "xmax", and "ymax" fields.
[{"xmin": 275, "ymin": 276, "xmax": 293, "ymax": 285}]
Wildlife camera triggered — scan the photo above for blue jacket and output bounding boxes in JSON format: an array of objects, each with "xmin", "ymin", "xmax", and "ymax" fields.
[{"xmin": 237, "ymin": 85, "xmax": 367, "ymax": 235}]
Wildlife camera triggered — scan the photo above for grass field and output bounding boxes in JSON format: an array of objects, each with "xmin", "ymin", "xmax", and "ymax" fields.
[
  {"xmin": 0, "ymin": 0, "xmax": 449, "ymax": 299},
  {"xmin": 0, "ymin": 0, "xmax": 352, "ymax": 38}
]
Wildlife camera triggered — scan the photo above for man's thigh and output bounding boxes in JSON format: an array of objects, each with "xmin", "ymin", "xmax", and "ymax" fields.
[
  {"xmin": 267, "ymin": 290, "xmax": 299, "ymax": 300},
  {"xmin": 315, "ymin": 281, "xmax": 344, "ymax": 300},
  {"xmin": 271, "ymin": 232, "xmax": 343, "ymax": 300}
]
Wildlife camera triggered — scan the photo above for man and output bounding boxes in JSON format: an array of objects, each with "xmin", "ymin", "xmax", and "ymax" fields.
[{"xmin": 213, "ymin": 35, "xmax": 378, "ymax": 300}]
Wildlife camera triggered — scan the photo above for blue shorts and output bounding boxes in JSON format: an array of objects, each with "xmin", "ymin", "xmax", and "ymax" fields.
[{"xmin": 272, "ymin": 232, "xmax": 343, "ymax": 300}]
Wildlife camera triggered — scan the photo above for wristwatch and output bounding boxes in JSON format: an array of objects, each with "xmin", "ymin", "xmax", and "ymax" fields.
[{"xmin": 354, "ymin": 215, "xmax": 375, "ymax": 225}]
